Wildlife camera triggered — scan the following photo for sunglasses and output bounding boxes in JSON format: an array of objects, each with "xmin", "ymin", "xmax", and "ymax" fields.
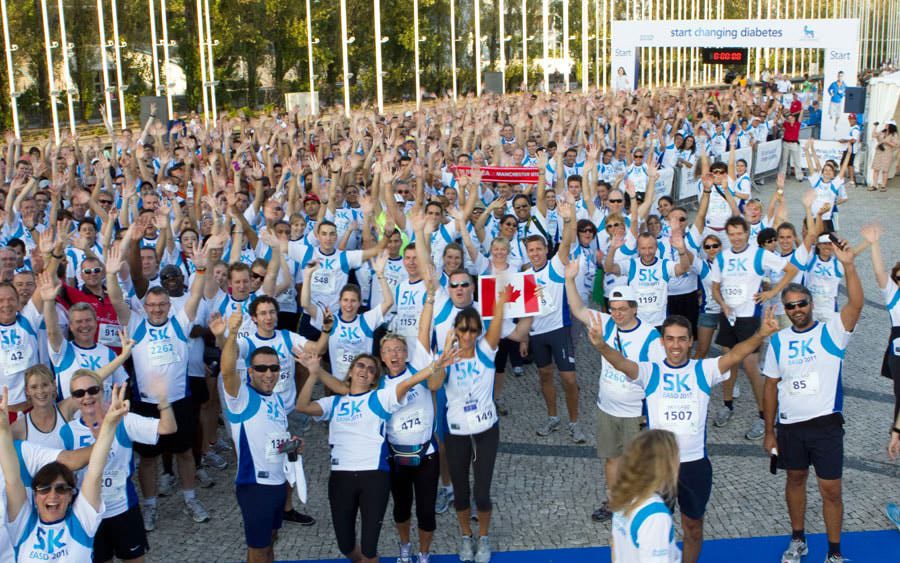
[
  {"xmin": 98, "ymin": 199, "xmax": 114, "ymax": 205},
  {"xmin": 703, "ymin": 243, "xmax": 721, "ymax": 250},
  {"xmin": 71, "ymin": 386, "xmax": 101, "ymax": 399},
  {"xmin": 761, "ymin": 238, "xmax": 776, "ymax": 245},
  {"xmin": 34, "ymin": 483, "xmax": 74, "ymax": 495},
  {"xmin": 449, "ymin": 281, "xmax": 471, "ymax": 289},
  {"xmin": 456, "ymin": 326, "xmax": 479, "ymax": 334},
  {"xmin": 634, "ymin": 154, "xmax": 644, "ymax": 158},
  {"xmin": 82, "ymin": 267, "xmax": 102, "ymax": 275},
  {"xmin": 251, "ymin": 364, "xmax": 281, "ymax": 373},
  {"xmin": 578, "ymin": 228, "xmax": 596, "ymax": 234},
  {"xmin": 513, "ymin": 204, "xmax": 530, "ymax": 210},
  {"xmin": 502, "ymin": 222, "xmax": 517, "ymax": 227},
  {"xmin": 251, "ymin": 272, "xmax": 265, "ymax": 280},
  {"xmin": 675, "ymin": 217, "xmax": 687, "ymax": 222},
  {"xmin": 784, "ymin": 299, "xmax": 810, "ymax": 311},
  {"xmin": 606, "ymin": 223, "xmax": 623, "ymax": 229},
  {"xmin": 608, "ymin": 198, "xmax": 624, "ymax": 204}
]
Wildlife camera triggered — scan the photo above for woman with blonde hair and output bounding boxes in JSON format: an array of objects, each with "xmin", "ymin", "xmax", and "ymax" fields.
[
  {"xmin": 610, "ymin": 429, "xmax": 682, "ymax": 562},
  {"xmin": 10, "ymin": 366, "xmax": 79, "ymax": 449}
]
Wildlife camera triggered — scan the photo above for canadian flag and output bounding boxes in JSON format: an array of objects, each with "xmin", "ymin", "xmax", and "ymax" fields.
[{"xmin": 479, "ymin": 273, "xmax": 543, "ymax": 320}]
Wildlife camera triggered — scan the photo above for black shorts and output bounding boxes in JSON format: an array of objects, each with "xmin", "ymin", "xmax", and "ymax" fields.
[
  {"xmin": 278, "ymin": 311, "xmax": 301, "ymax": 332},
  {"xmin": 667, "ymin": 291, "xmax": 700, "ymax": 338},
  {"xmin": 715, "ymin": 314, "xmax": 761, "ymax": 350},
  {"xmin": 93, "ymin": 504, "xmax": 149, "ymax": 562},
  {"xmin": 776, "ymin": 413, "xmax": 844, "ymax": 480},
  {"xmin": 132, "ymin": 398, "xmax": 196, "ymax": 457},
  {"xmin": 236, "ymin": 483, "xmax": 287, "ymax": 548},
  {"xmin": 530, "ymin": 327, "xmax": 576, "ymax": 371},
  {"xmin": 677, "ymin": 457, "xmax": 713, "ymax": 520},
  {"xmin": 842, "ymin": 149, "xmax": 856, "ymax": 166},
  {"xmin": 495, "ymin": 337, "xmax": 524, "ymax": 373},
  {"xmin": 189, "ymin": 376, "xmax": 210, "ymax": 406}
]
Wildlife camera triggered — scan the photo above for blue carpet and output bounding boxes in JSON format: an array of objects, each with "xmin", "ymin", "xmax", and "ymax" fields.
[{"xmin": 279, "ymin": 529, "xmax": 900, "ymax": 562}]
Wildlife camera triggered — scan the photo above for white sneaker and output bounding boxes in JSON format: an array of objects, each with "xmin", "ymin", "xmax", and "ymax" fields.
[
  {"xmin": 781, "ymin": 538, "xmax": 808, "ymax": 563},
  {"xmin": 536, "ymin": 416, "xmax": 561, "ymax": 436},
  {"xmin": 398, "ymin": 542, "xmax": 412, "ymax": 563},
  {"xmin": 745, "ymin": 418, "xmax": 766, "ymax": 440},
  {"xmin": 183, "ymin": 497, "xmax": 210, "ymax": 523},
  {"xmin": 195, "ymin": 467, "xmax": 215, "ymax": 488},
  {"xmin": 141, "ymin": 503, "xmax": 157, "ymax": 532},
  {"xmin": 158, "ymin": 473, "xmax": 177, "ymax": 497},
  {"xmin": 713, "ymin": 406, "xmax": 734, "ymax": 427},
  {"xmin": 210, "ymin": 438, "xmax": 233, "ymax": 454},
  {"xmin": 475, "ymin": 536, "xmax": 492, "ymax": 563},
  {"xmin": 202, "ymin": 451, "xmax": 228, "ymax": 470},
  {"xmin": 569, "ymin": 422, "xmax": 587, "ymax": 444},
  {"xmin": 458, "ymin": 536, "xmax": 475, "ymax": 563}
]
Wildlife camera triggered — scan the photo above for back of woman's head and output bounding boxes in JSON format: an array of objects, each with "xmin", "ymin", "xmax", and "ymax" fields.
[{"xmin": 608, "ymin": 430, "xmax": 680, "ymax": 514}]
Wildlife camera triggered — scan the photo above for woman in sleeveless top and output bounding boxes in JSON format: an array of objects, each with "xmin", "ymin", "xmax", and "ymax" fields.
[{"xmin": 11, "ymin": 366, "xmax": 78, "ymax": 450}]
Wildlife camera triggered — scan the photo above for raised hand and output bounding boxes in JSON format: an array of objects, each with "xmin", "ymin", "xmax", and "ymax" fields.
[
  {"xmin": 104, "ymin": 384, "xmax": 130, "ymax": 425},
  {"xmin": 373, "ymin": 251, "xmax": 388, "ymax": 276},
  {"xmin": 105, "ymin": 245, "xmax": 124, "ymax": 275},
  {"xmin": 861, "ymin": 223, "xmax": 883, "ymax": 244},
  {"xmin": 37, "ymin": 270, "xmax": 60, "ymax": 302},
  {"xmin": 758, "ymin": 306, "xmax": 780, "ymax": 337},
  {"xmin": 802, "ymin": 189, "xmax": 817, "ymax": 210},
  {"xmin": 208, "ymin": 313, "xmax": 227, "ymax": 337},
  {"xmin": 118, "ymin": 330, "xmax": 135, "ymax": 353}
]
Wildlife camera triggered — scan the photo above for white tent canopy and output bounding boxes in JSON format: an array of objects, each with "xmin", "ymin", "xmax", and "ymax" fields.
[{"xmin": 865, "ymin": 71, "xmax": 900, "ymax": 184}]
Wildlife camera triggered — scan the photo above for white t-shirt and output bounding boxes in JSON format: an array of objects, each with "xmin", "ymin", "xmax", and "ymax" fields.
[
  {"xmin": 224, "ymin": 381, "xmax": 290, "ymax": 486},
  {"xmin": 621, "ymin": 257, "xmax": 677, "ymax": 327},
  {"xmin": 60, "ymin": 413, "xmax": 159, "ymax": 518},
  {"xmin": 323, "ymin": 308, "xmax": 384, "ymax": 381},
  {"xmin": 379, "ymin": 341, "xmax": 435, "ymax": 450},
  {"xmin": 594, "ymin": 314, "xmax": 664, "ymax": 417},
  {"xmin": 764, "ymin": 317, "xmax": 852, "ymax": 424},
  {"xmin": 525, "ymin": 255, "xmax": 569, "ymax": 336},
  {"xmin": 711, "ymin": 245, "xmax": 788, "ymax": 318},
  {"xmin": 0, "ymin": 309, "xmax": 42, "ymax": 404},
  {"xmin": 802, "ymin": 255, "xmax": 844, "ymax": 320},
  {"xmin": 314, "ymin": 387, "xmax": 406, "ymax": 471},
  {"xmin": 637, "ymin": 358, "xmax": 728, "ymax": 463},
  {"xmin": 49, "ymin": 341, "xmax": 127, "ymax": 402},
  {"xmin": 443, "ymin": 338, "xmax": 499, "ymax": 435},
  {"xmin": 238, "ymin": 329, "xmax": 310, "ymax": 407},
  {"xmin": 128, "ymin": 309, "xmax": 192, "ymax": 404},
  {"xmin": 882, "ymin": 281, "xmax": 900, "ymax": 328},
  {"xmin": 9, "ymin": 492, "xmax": 103, "ymax": 563},
  {"xmin": 612, "ymin": 494, "xmax": 682, "ymax": 563}
]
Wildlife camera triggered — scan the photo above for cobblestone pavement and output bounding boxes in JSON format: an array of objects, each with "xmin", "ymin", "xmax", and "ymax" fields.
[{"xmin": 145, "ymin": 178, "xmax": 900, "ymax": 562}]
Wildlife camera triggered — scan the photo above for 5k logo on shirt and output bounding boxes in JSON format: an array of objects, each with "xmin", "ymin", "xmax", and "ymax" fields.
[
  {"xmin": 788, "ymin": 338, "xmax": 815, "ymax": 359},
  {"xmin": 0, "ymin": 329, "xmax": 21, "ymax": 347},
  {"xmin": 78, "ymin": 354, "xmax": 102, "ymax": 370},
  {"xmin": 149, "ymin": 327, "xmax": 171, "ymax": 341},
  {"xmin": 33, "ymin": 527, "xmax": 66, "ymax": 554},
  {"xmin": 337, "ymin": 400, "xmax": 363, "ymax": 418},
  {"xmin": 726, "ymin": 258, "xmax": 748, "ymax": 272},
  {"xmin": 662, "ymin": 373, "xmax": 692, "ymax": 393}
]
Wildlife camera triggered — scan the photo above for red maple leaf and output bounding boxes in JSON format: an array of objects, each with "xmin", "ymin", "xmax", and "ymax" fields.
[{"xmin": 504, "ymin": 283, "xmax": 521, "ymax": 303}]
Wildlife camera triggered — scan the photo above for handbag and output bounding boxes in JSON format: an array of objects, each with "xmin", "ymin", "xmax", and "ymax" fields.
[{"xmin": 390, "ymin": 443, "xmax": 428, "ymax": 467}]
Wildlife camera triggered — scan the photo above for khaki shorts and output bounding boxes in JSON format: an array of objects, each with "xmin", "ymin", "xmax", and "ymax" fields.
[{"xmin": 595, "ymin": 408, "xmax": 643, "ymax": 459}]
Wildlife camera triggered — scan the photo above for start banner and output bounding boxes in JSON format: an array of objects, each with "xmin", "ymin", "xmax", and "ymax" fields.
[{"xmin": 453, "ymin": 165, "xmax": 541, "ymax": 184}]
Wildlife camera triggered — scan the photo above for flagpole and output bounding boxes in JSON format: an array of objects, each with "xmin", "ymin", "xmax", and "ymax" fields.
[
  {"xmin": 202, "ymin": 0, "xmax": 217, "ymax": 121},
  {"xmin": 304, "ymin": 0, "xmax": 315, "ymax": 115},
  {"xmin": 195, "ymin": 0, "xmax": 209, "ymax": 127},
  {"xmin": 39, "ymin": 0, "xmax": 60, "ymax": 144},
  {"xmin": 0, "ymin": 0, "xmax": 18, "ymax": 137}
]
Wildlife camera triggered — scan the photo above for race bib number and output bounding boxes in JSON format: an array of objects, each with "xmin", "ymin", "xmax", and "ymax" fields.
[
  {"xmin": 393, "ymin": 408, "xmax": 425, "ymax": 436},
  {"xmin": 659, "ymin": 397, "xmax": 700, "ymax": 434},
  {"xmin": 1, "ymin": 346, "xmax": 27, "ymax": 373},
  {"xmin": 464, "ymin": 399, "xmax": 496, "ymax": 431},
  {"xmin": 265, "ymin": 431, "xmax": 291, "ymax": 463},
  {"xmin": 334, "ymin": 347, "xmax": 357, "ymax": 379},
  {"xmin": 101, "ymin": 469, "xmax": 127, "ymax": 505},
  {"xmin": 537, "ymin": 284, "xmax": 555, "ymax": 312},
  {"xmin": 149, "ymin": 342, "xmax": 179, "ymax": 366},
  {"xmin": 394, "ymin": 311, "xmax": 418, "ymax": 337},
  {"xmin": 274, "ymin": 364, "xmax": 292, "ymax": 393},
  {"xmin": 787, "ymin": 371, "xmax": 820, "ymax": 396},
  {"xmin": 600, "ymin": 364, "xmax": 633, "ymax": 394},
  {"xmin": 311, "ymin": 269, "xmax": 337, "ymax": 293},
  {"xmin": 722, "ymin": 282, "xmax": 748, "ymax": 306},
  {"xmin": 98, "ymin": 323, "xmax": 121, "ymax": 347},
  {"xmin": 637, "ymin": 288, "xmax": 664, "ymax": 312}
]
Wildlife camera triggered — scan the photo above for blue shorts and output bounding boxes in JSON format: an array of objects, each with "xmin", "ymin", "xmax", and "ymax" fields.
[
  {"xmin": 677, "ymin": 457, "xmax": 713, "ymax": 520},
  {"xmin": 698, "ymin": 311, "xmax": 719, "ymax": 329},
  {"xmin": 236, "ymin": 483, "xmax": 287, "ymax": 548}
]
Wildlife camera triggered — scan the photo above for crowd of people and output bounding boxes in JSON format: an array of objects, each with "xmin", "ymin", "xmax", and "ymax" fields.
[{"xmin": 0, "ymin": 76, "xmax": 896, "ymax": 563}]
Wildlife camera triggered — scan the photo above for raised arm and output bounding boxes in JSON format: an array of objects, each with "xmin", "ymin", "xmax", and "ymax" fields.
[
  {"xmin": 832, "ymin": 236, "xmax": 863, "ymax": 332},
  {"xmin": 213, "ymin": 311, "xmax": 244, "ymax": 398},
  {"xmin": 104, "ymin": 244, "xmax": 131, "ymax": 326},
  {"xmin": 0, "ymin": 388, "xmax": 26, "ymax": 521},
  {"xmin": 81, "ymin": 384, "xmax": 130, "ymax": 511},
  {"xmin": 563, "ymin": 259, "xmax": 592, "ymax": 324},
  {"xmin": 586, "ymin": 316, "xmax": 639, "ymax": 379},
  {"xmin": 861, "ymin": 223, "xmax": 888, "ymax": 288}
]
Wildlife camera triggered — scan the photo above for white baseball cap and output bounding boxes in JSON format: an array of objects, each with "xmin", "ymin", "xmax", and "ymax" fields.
[{"xmin": 608, "ymin": 286, "xmax": 637, "ymax": 302}]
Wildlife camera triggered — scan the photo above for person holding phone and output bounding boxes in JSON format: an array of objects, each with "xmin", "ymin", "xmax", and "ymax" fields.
[{"xmin": 762, "ymin": 235, "xmax": 863, "ymax": 563}]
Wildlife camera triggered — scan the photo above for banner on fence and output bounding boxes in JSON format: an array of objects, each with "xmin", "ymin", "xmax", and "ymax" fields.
[
  {"xmin": 799, "ymin": 140, "xmax": 848, "ymax": 169},
  {"xmin": 755, "ymin": 140, "xmax": 783, "ymax": 175},
  {"xmin": 452, "ymin": 165, "xmax": 541, "ymax": 184}
]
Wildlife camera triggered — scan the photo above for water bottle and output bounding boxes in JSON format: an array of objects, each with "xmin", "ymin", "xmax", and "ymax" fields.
[{"xmin": 727, "ymin": 310, "xmax": 736, "ymax": 326}]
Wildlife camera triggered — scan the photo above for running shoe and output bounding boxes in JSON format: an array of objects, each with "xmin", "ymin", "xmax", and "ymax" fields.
[
  {"xmin": 158, "ymin": 472, "xmax": 177, "ymax": 497},
  {"xmin": 435, "ymin": 487, "xmax": 454, "ymax": 514},
  {"xmin": 536, "ymin": 416, "xmax": 561, "ymax": 436},
  {"xmin": 142, "ymin": 503, "xmax": 157, "ymax": 532},
  {"xmin": 745, "ymin": 418, "xmax": 766, "ymax": 440},
  {"xmin": 458, "ymin": 535, "xmax": 475, "ymax": 563},
  {"xmin": 183, "ymin": 498, "xmax": 210, "ymax": 523},
  {"xmin": 591, "ymin": 501, "xmax": 612, "ymax": 522},
  {"xmin": 733, "ymin": 381, "xmax": 741, "ymax": 399},
  {"xmin": 781, "ymin": 538, "xmax": 809, "ymax": 563},
  {"xmin": 283, "ymin": 509, "xmax": 316, "ymax": 526},
  {"xmin": 202, "ymin": 451, "xmax": 228, "ymax": 471},
  {"xmin": 210, "ymin": 438, "xmax": 233, "ymax": 454},
  {"xmin": 713, "ymin": 406, "xmax": 734, "ymax": 428},
  {"xmin": 195, "ymin": 467, "xmax": 215, "ymax": 489},
  {"xmin": 495, "ymin": 398, "xmax": 509, "ymax": 417},
  {"xmin": 475, "ymin": 536, "xmax": 492, "ymax": 563},
  {"xmin": 417, "ymin": 552, "xmax": 431, "ymax": 563},
  {"xmin": 823, "ymin": 555, "xmax": 845, "ymax": 563},
  {"xmin": 569, "ymin": 422, "xmax": 587, "ymax": 444},
  {"xmin": 398, "ymin": 542, "xmax": 412, "ymax": 563},
  {"xmin": 886, "ymin": 503, "xmax": 900, "ymax": 532},
  {"xmin": 512, "ymin": 366, "xmax": 524, "ymax": 378}
]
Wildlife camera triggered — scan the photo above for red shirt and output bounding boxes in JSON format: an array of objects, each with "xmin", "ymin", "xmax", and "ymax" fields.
[
  {"xmin": 57, "ymin": 284, "xmax": 122, "ymax": 351},
  {"xmin": 790, "ymin": 99, "xmax": 803, "ymax": 115},
  {"xmin": 782, "ymin": 121, "xmax": 801, "ymax": 142}
]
